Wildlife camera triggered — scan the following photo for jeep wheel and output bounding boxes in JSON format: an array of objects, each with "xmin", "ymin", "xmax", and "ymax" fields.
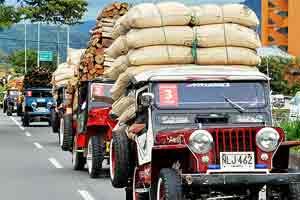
[
  {"xmin": 289, "ymin": 183, "xmax": 300, "ymax": 200},
  {"xmin": 6, "ymin": 110, "xmax": 12, "ymax": 116},
  {"xmin": 60, "ymin": 114, "xmax": 73, "ymax": 151},
  {"xmin": 72, "ymin": 136, "xmax": 86, "ymax": 170},
  {"xmin": 87, "ymin": 135, "xmax": 105, "ymax": 178},
  {"xmin": 22, "ymin": 112, "xmax": 30, "ymax": 127},
  {"xmin": 155, "ymin": 169, "xmax": 182, "ymax": 200},
  {"xmin": 51, "ymin": 109, "xmax": 59, "ymax": 133},
  {"xmin": 110, "ymin": 126, "xmax": 132, "ymax": 188}
]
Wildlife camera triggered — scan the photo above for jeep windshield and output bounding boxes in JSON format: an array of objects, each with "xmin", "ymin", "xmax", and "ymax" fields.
[
  {"xmin": 154, "ymin": 82, "xmax": 266, "ymax": 109},
  {"xmin": 152, "ymin": 81, "xmax": 271, "ymax": 132}
]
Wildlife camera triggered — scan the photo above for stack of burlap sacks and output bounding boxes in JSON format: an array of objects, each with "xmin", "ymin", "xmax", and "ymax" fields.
[
  {"xmin": 51, "ymin": 48, "xmax": 85, "ymax": 103},
  {"xmin": 103, "ymin": 2, "xmax": 262, "ymax": 123},
  {"xmin": 78, "ymin": 2, "xmax": 129, "ymax": 82}
]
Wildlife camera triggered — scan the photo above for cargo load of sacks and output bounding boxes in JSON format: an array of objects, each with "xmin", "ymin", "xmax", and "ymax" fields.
[
  {"xmin": 103, "ymin": 2, "xmax": 262, "ymax": 123},
  {"xmin": 51, "ymin": 48, "xmax": 85, "ymax": 87}
]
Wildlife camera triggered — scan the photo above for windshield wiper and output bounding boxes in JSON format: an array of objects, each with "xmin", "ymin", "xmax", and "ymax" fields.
[{"xmin": 223, "ymin": 96, "xmax": 245, "ymax": 113}]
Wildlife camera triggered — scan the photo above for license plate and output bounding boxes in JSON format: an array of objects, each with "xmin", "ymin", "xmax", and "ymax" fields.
[
  {"xmin": 37, "ymin": 98, "xmax": 46, "ymax": 103},
  {"xmin": 220, "ymin": 152, "xmax": 255, "ymax": 171}
]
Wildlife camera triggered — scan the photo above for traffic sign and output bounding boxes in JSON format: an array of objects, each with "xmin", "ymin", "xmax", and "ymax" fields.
[{"xmin": 40, "ymin": 51, "xmax": 53, "ymax": 62}]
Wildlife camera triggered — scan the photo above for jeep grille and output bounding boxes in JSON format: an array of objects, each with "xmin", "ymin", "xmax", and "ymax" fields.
[{"xmin": 209, "ymin": 128, "xmax": 258, "ymax": 164}]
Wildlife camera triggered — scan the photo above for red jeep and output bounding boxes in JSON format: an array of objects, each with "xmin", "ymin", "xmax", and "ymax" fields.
[
  {"xmin": 110, "ymin": 66, "xmax": 300, "ymax": 199},
  {"xmin": 60, "ymin": 78, "xmax": 116, "ymax": 178}
]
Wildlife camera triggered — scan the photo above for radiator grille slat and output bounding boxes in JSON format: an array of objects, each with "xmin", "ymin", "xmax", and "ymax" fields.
[{"xmin": 211, "ymin": 128, "xmax": 257, "ymax": 164}]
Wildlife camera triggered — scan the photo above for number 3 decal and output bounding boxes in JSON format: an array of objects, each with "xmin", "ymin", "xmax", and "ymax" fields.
[{"xmin": 159, "ymin": 84, "xmax": 179, "ymax": 107}]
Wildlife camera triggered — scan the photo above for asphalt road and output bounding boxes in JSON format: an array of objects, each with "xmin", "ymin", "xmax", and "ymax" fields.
[{"xmin": 0, "ymin": 111, "xmax": 124, "ymax": 200}]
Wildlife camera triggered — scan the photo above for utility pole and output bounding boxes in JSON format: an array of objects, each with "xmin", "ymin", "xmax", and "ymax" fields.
[
  {"xmin": 67, "ymin": 25, "xmax": 70, "ymax": 50},
  {"xmin": 57, "ymin": 26, "xmax": 60, "ymax": 67},
  {"xmin": 37, "ymin": 22, "xmax": 40, "ymax": 68},
  {"xmin": 24, "ymin": 23, "xmax": 27, "ymax": 74}
]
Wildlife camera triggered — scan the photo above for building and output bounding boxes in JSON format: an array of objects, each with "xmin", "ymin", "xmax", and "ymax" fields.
[{"xmin": 260, "ymin": 0, "xmax": 300, "ymax": 56}]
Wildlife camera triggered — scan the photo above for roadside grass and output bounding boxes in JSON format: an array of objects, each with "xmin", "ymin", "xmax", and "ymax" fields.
[{"xmin": 279, "ymin": 120, "xmax": 300, "ymax": 152}]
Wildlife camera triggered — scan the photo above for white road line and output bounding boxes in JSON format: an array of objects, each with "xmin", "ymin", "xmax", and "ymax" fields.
[
  {"xmin": 25, "ymin": 131, "xmax": 31, "ymax": 137},
  {"xmin": 10, "ymin": 117, "xmax": 25, "ymax": 131},
  {"xmin": 33, "ymin": 142, "xmax": 43, "ymax": 149},
  {"xmin": 48, "ymin": 158, "xmax": 63, "ymax": 169},
  {"xmin": 78, "ymin": 190, "xmax": 95, "ymax": 200}
]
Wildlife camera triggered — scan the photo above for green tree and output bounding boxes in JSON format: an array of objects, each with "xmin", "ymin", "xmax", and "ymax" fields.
[
  {"xmin": 8, "ymin": 49, "xmax": 57, "ymax": 74},
  {"xmin": 0, "ymin": 0, "xmax": 88, "ymax": 28},
  {"xmin": 257, "ymin": 56, "xmax": 292, "ymax": 94}
]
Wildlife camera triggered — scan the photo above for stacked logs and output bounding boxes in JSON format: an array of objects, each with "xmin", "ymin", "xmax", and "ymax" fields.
[
  {"xmin": 78, "ymin": 2, "xmax": 129, "ymax": 82},
  {"xmin": 23, "ymin": 68, "xmax": 52, "ymax": 89}
]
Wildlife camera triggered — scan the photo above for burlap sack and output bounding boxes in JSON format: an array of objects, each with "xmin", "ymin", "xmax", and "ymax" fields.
[
  {"xmin": 111, "ymin": 3, "xmax": 259, "ymax": 38},
  {"xmin": 67, "ymin": 48, "xmax": 86, "ymax": 66},
  {"xmin": 111, "ymin": 95, "xmax": 135, "ymax": 117},
  {"xmin": 111, "ymin": 2, "xmax": 191, "ymax": 39},
  {"xmin": 105, "ymin": 46, "xmax": 260, "ymax": 79},
  {"xmin": 106, "ymin": 24, "xmax": 261, "ymax": 58},
  {"xmin": 117, "ymin": 103, "xmax": 136, "ymax": 123},
  {"xmin": 103, "ymin": 55, "xmax": 129, "ymax": 80},
  {"xmin": 190, "ymin": 4, "xmax": 259, "ymax": 27}
]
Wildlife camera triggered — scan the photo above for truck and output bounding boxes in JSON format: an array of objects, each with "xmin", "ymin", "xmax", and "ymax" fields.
[
  {"xmin": 59, "ymin": 77, "xmax": 117, "ymax": 178},
  {"xmin": 109, "ymin": 66, "xmax": 300, "ymax": 199},
  {"xmin": 20, "ymin": 68, "xmax": 55, "ymax": 127}
]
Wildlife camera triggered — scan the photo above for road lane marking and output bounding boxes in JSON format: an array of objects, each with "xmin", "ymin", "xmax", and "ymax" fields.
[
  {"xmin": 10, "ymin": 117, "xmax": 25, "ymax": 131},
  {"xmin": 78, "ymin": 190, "xmax": 95, "ymax": 200},
  {"xmin": 33, "ymin": 142, "xmax": 43, "ymax": 149},
  {"xmin": 25, "ymin": 131, "xmax": 31, "ymax": 137},
  {"xmin": 48, "ymin": 158, "xmax": 63, "ymax": 169}
]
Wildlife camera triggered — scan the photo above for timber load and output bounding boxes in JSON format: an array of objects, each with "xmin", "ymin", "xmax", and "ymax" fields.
[
  {"xmin": 78, "ymin": 2, "xmax": 129, "ymax": 82},
  {"xmin": 23, "ymin": 68, "xmax": 52, "ymax": 89}
]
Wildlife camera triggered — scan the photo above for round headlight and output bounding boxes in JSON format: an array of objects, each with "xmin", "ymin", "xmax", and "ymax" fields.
[
  {"xmin": 256, "ymin": 128, "xmax": 280, "ymax": 152},
  {"xmin": 188, "ymin": 130, "xmax": 213, "ymax": 154},
  {"xmin": 47, "ymin": 102, "xmax": 53, "ymax": 108},
  {"xmin": 31, "ymin": 102, "xmax": 37, "ymax": 108}
]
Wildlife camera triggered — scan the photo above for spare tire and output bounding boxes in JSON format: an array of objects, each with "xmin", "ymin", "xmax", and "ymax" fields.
[
  {"xmin": 110, "ymin": 125, "xmax": 132, "ymax": 188},
  {"xmin": 60, "ymin": 114, "xmax": 73, "ymax": 151}
]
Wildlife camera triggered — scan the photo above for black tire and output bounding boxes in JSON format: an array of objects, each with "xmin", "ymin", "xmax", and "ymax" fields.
[
  {"xmin": 289, "ymin": 183, "xmax": 300, "ymax": 200},
  {"xmin": 110, "ymin": 125, "xmax": 131, "ymax": 188},
  {"xmin": 3, "ymin": 101, "xmax": 7, "ymax": 113},
  {"xmin": 72, "ymin": 137, "xmax": 86, "ymax": 170},
  {"xmin": 22, "ymin": 112, "xmax": 30, "ymax": 127},
  {"xmin": 17, "ymin": 104, "xmax": 22, "ymax": 116},
  {"xmin": 51, "ymin": 109, "xmax": 59, "ymax": 133},
  {"xmin": 87, "ymin": 135, "xmax": 105, "ymax": 178},
  {"xmin": 154, "ymin": 168, "xmax": 182, "ymax": 200},
  {"xmin": 60, "ymin": 114, "xmax": 73, "ymax": 151},
  {"xmin": 6, "ymin": 108, "xmax": 12, "ymax": 116}
]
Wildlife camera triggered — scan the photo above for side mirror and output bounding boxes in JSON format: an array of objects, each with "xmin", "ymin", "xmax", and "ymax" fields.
[{"xmin": 141, "ymin": 93, "xmax": 154, "ymax": 107}]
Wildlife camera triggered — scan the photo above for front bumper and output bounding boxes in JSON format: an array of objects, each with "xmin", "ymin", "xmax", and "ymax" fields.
[
  {"xmin": 182, "ymin": 172, "xmax": 300, "ymax": 186},
  {"xmin": 28, "ymin": 112, "xmax": 51, "ymax": 121}
]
